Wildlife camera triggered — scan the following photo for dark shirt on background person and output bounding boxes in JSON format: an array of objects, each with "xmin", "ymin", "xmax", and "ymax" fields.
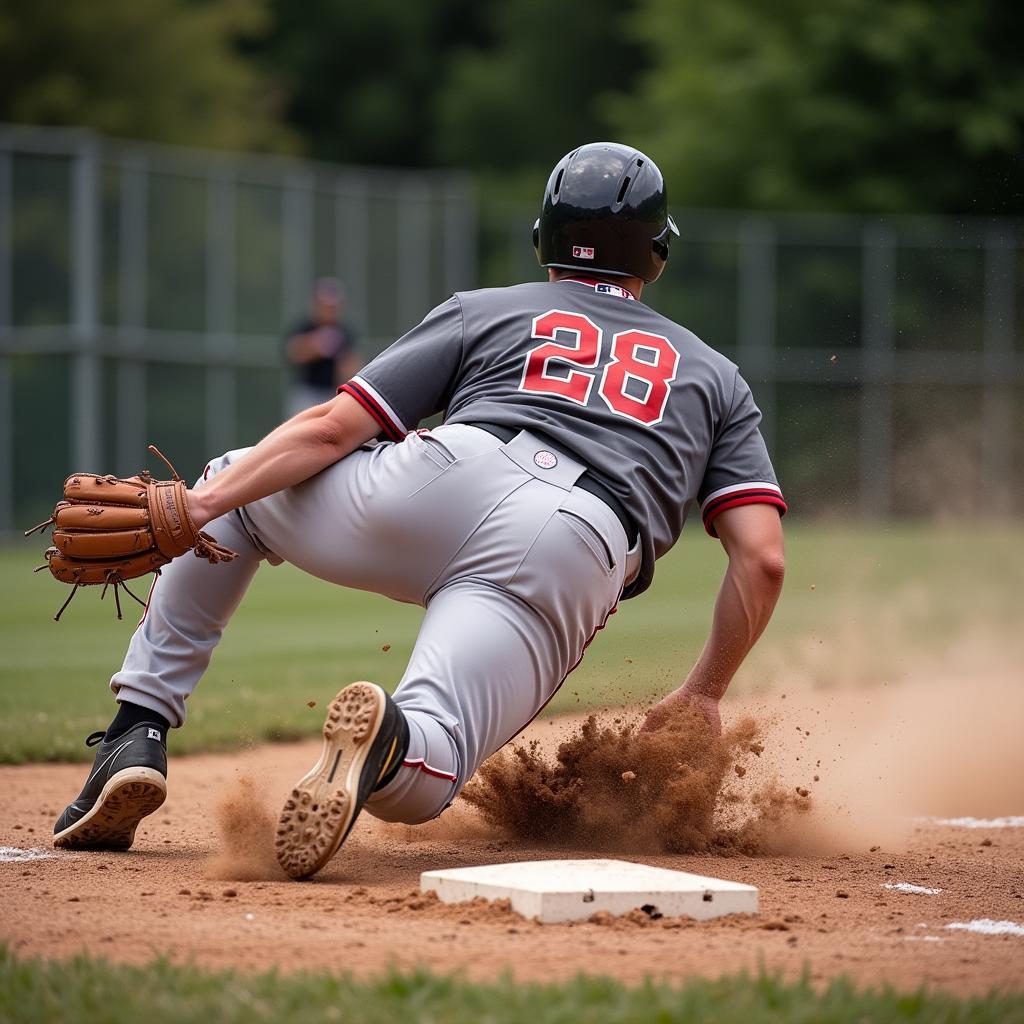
[{"xmin": 284, "ymin": 278, "xmax": 360, "ymax": 415}]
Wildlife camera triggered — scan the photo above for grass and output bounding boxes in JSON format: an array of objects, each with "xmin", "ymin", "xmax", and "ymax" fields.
[
  {"xmin": 2, "ymin": 522, "xmax": 1022, "ymax": 763},
  {"xmin": 1, "ymin": 948, "xmax": 1022, "ymax": 1024}
]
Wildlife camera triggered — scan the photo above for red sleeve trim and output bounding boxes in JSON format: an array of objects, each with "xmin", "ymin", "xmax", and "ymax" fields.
[
  {"xmin": 402, "ymin": 758, "xmax": 458, "ymax": 782},
  {"xmin": 703, "ymin": 493, "xmax": 788, "ymax": 537},
  {"xmin": 338, "ymin": 382, "xmax": 405, "ymax": 442}
]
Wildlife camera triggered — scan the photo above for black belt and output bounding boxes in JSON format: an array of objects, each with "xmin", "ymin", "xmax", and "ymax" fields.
[{"xmin": 467, "ymin": 422, "xmax": 635, "ymax": 541}]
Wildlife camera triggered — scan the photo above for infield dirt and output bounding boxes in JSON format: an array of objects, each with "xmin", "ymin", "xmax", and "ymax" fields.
[{"xmin": 2, "ymin": 671, "xmax": 1022, "ymax": 995}]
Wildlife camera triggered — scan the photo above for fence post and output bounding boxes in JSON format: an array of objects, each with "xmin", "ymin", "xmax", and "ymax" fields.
[
  {"xmin": 70, "ymin": 134, "xmax": 102, "ymax": 472},
  {"xmin": 116, "ymin": 151, "xmax": 148, "ymax": 473},
  {"xmin": 737, "ymin": 219, "xmax": 778, "ymax": 454},
  {"xmin": 336, "ymin": 173, "xmax": 369, "ymax": 349},
  {"xmin": 395, "ymin": 176, "xmax": 432, "ymax": 334},
  {"xmin": 859, "ymin": 223, "xmax": 897, "ymax": 519},
  {"xmin": 982, "ymin": 227, "xmax": 1016, "ymax": 517},
  {"xmin": 282, "ymin": 168, "xmax": 314, "ymax": 326},
  {"xmin": 205, "ymin": 164, "xmax": 237, "ymax": 456},
  {"xmin": 443, "ymin": 175, "xmax": 477, "ymax": 295},
  {"xmin": 0, "ymin": 147, "xmax": 11, "ymax": 531}
]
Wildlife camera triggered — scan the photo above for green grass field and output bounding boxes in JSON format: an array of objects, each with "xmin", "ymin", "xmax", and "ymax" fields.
[
  {"xmin": 4, "ymin": 526, "xmax": 1022, "ymax": 1019},
  {"xmin": 2, "ymin": 948, "xmax": 1022, "ymax": 1024},
  {"xmin": 2, "ymin": 523, "xmax": 1021, "ymax": 764}
]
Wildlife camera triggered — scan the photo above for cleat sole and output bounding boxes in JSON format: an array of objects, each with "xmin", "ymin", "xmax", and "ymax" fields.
[{"xmin": 275, "ymin": 683, "xmax": 384, "ymax": 880}]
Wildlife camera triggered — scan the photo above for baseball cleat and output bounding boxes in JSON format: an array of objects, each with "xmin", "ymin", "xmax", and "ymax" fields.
[
  {"xmin": 53, "ymin": 722, "xmax": 167, "ymax": 850},
  {"xmin": 275, "ymin": 682, "xmax": 408, "ymax": 880}
]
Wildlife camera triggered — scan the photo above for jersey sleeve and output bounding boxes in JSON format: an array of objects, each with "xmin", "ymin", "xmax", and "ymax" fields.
[
  {"xmin": 697, "ymin": 371, "xmax": 788, "ymax": 537},
  {"xmin": 338, "ymin": 296, "xmax": 464, "ymax": 441}
]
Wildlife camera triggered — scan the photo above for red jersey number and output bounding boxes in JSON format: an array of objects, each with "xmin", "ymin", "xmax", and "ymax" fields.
[
  {"xmin": 520, "ymin": 310, "xmax": 679, "ymax": 426},
  {"xmin": 520, "ymin": 310, "xmax": 601, "ymax": 406},
  {"xmin": 600, "ymin": 329, "xmax": 680, "ymax": 426}
]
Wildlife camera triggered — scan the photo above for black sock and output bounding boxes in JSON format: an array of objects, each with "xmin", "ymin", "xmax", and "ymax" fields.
[
  {"xmin": 374, "ymin": 708, "xmax": 410, "ymax": 792},
  {"xmin": 105, "ymin": 701, "xmax": 171, "ymax": 742}
]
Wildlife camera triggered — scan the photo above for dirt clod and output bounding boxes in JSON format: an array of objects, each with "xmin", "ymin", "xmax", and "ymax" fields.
[{"xmin": 462, "ymin": 705, "xmax": 809, "ymax": 854}]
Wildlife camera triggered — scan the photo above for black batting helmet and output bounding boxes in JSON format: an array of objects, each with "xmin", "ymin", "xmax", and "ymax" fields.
[{"xmin": 533, "ymin": 142, "xmax": 679, "ymax": 284}]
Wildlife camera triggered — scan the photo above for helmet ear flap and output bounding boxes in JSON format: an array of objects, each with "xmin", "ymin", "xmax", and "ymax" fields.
[
  {"xmin": 652, "ymin": 216, "xmax": 679, "ymax": 264},
  {"xmin": 532, "ymin": 219, "xmax": 541, "ymax": 264}
]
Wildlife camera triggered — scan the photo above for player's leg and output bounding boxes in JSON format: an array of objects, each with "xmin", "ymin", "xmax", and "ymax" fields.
[
  {"xmin": 274, "ymin": 563, "xmax": 619, "ymax": 876},
  {"xmin": 271, "ymin": 436, "xmax": 636, "ymax": 874},
  {"xmin": 367, "ymin": 488, "xmax": 631, "ymax": 825},
  {"xmin": 52, "ymin": 478, "xmax": 267, "ymax": 849},
  {"xmin": 108, "ymin": 431, "xmax": 477, "ymax": 730},
  {"xmin": 111, "ymin": 489, "xmax": 265, "ymax": 728},
  {"xmin": 363, "ymin": 579, "xmax": 565, "ymax": 824},
  {"xmin": 54, "ymin": 430, "xmax": 503, "ymax": 850}
]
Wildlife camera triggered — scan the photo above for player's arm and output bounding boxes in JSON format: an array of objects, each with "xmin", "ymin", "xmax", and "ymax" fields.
[
  {"xmin": 644, "ymin": 503, "xmax": 785, "ymax": 735},
  {"xmin": 191, "ymin": 295, "xmax": 463, "ymax": 528},
  {"xmin": 185, "ymin": 394, "xmax": 379, "ymax": 530}
]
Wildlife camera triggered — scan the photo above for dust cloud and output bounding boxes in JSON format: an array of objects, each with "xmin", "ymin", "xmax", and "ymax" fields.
[
  {"xmin": 760, "ymin": 668, "xmax": 1024, "ymax": 852},
  {"xmin": 461, "ymin": 704, "xmax": 811, "ymax": 855},
  {"xmin": 460, "ymin": 661, "xmax": 1023, "ymax": 858},
  {"xmin": 205, "ymin": 774, "xmax": 284, "ymax": 880}
]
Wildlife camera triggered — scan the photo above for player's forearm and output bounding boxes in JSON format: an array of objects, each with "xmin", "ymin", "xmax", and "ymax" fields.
[
  {"xmin": 644, "ymin": 507, "xmax": 784, "ymax": 735},
  {"xmin": 681, "ymin": 553, "xmax": 785, "ymax": 702},
  {"xmin": 186, "ymin": 398, "xmax": 377, "ymax": 529}
]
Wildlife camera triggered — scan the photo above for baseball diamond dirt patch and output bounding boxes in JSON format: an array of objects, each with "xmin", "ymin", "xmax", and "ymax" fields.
[{"xmin": 2, "ymin": 677, "xmax": 1023, "ymax": 995}]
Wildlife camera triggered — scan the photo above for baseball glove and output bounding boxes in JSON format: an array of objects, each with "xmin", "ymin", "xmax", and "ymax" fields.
[{"xmin": 25, "ymin": 445, "xmax": 236, "ymax": 621}]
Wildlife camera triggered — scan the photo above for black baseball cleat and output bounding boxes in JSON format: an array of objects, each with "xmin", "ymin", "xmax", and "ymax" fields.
[
  {"xmin": 275, "ymin": 682, "xmax": 409, "ymax": 880},
  {"xmin": 53, "ymin": 722, "xmax": 168, "ymax": 850}
]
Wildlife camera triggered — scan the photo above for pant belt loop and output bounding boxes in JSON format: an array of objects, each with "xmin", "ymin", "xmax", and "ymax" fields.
[{"xmin": 498, "ymin": 430, "xmax": 584, "ymax": 492}]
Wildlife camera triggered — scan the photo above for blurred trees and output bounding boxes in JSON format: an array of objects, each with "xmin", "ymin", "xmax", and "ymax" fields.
[
  {"xmin": 613, "ymin": 0, "xmax": 1024, "ymax": 214},
  {"xmin": 432, "ymin": 0, "xmax": 642, "ymax": 178},
  {"xmin": 253, "ymin": 0, "xmax": 638, "ymax": 180},
  {"xmin": 2, "ymin": 0, "xmax": 1021, "ymax": 214},
  {"xmin": 251, "ymin": 0, "xmax": 486, "ymax": 166},
  {"xmin": 0, "ymin": 0, "xmax": 292, "ymax": 151}
]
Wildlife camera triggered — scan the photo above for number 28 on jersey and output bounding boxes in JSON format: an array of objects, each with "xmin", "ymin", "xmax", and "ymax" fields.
[{"xmin": 519, "ymin": 309, "xmax": 681, "ymax": 427}]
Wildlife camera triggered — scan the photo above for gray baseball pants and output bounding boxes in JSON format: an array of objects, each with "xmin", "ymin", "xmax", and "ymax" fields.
[{"xmin": 111, "ymin": 425, "xmax": 639, "ymax": 824}]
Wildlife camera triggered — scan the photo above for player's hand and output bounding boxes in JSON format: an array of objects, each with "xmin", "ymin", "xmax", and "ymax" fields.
[{"xmin": 641, "ymin": 687, "xmax": 722, "ymax": 737}]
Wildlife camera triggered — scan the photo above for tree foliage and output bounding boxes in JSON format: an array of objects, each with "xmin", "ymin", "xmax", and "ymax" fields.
[
  {"xmin": 1, "ymin": 0, "xmax": 1021, "ymax": 213},
  {"xmin": 251, "ymin": 0, "xmax": 487, "ymax": 166},
  {"xmin": 610, "ymin": 0, "xmax": 1024, "ymax": 213},
  {"xmin": 433, "ymin": 0, "xmax": 642, "ymax": 176},
  {"xmin": 0, "ymin": 0, "xmax": 292, "ymax": 151}
]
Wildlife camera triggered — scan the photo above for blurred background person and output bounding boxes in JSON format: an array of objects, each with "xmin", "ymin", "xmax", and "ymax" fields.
[{"xmin": 284, "ymin": 278, "xmax": 360, "ymax": 416}]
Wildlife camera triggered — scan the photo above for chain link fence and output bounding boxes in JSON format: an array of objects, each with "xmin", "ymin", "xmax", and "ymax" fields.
[
  {"xmin": 0, "ymin": 125, "xmax": 476, "ymax": 529},
  {"xmin": 2, "ymin": 124, "xmax": 1022, "ymax": 530}
]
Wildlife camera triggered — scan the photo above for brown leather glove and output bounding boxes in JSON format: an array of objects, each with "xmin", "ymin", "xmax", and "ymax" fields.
[{"xmin": 26, "ymin": 446, "xmax": 236, "ymax": 620}]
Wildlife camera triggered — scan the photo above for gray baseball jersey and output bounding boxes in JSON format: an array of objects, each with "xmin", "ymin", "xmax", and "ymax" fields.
[
  {"xmin": 107, "ymin": 276, "xmax": 787, "ymax": 831},
  {"xmin": 341, "ymin": 276, "xmax": 786, "ymax": 596}
]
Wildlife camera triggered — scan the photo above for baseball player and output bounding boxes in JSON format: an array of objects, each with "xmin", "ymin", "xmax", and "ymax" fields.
[{"xmin": 51, "ymin": 143, "xmax": 787, "ymax": 879}]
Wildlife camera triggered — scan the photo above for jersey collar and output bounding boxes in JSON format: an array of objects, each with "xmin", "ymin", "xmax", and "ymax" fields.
[{"xmin": 561, "ymin": 277, "xmax": 636, "ymax": 301}]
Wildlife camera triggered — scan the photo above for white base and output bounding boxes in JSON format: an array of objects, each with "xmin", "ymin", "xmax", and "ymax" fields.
[{"xmin": 421, "ymin": 858, "xmax": 758, "ymax": 924}]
